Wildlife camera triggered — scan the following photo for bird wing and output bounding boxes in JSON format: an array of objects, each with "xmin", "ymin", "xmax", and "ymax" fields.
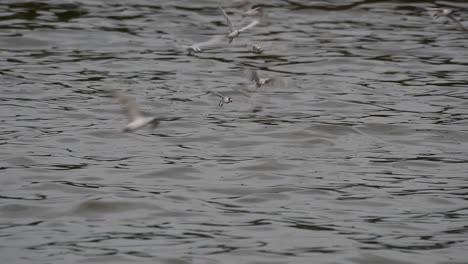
[
  {"xmin": 263, "ymin": 77, "xmax": 287, "ymax": 89},
  {"xmin": 245, "ymin": 69, "xmax": 260, "ymax": 84},
  {"xmin": 239, "ymin": 19, "xmax": 259, "ymax": 32},
  {"xmin": 115, "ymin": 91, "xmax": 142, "ymax": 122},
  {"xmin": 425, "ymin": 8, "xmax": 444, "ymax": 18},
  {"xmin": 220, "ymin": 7, "xmax": 235, "ymax": 32},
  {"xmin": 192, "ymin": 35, "xmax": 224, "ymax": 50},
  {"xmin": 208, "ymin": 90, "xmax": 224, "ymax": 98},
  {"xmin": 244, "ymin": 7, "xmax": 262, "ymax": 17},
  {"xmin": 447, "ymin": 14, "xmax": 468, "ymax": 31}
]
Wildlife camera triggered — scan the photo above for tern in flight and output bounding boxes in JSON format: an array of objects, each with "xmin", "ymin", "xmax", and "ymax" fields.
[
  {"xmin": 242, "ymin": 43, "xmax": 263, "ymax": 54},
  {"xmin": 115, "ymin": 91, "xmax": 160, "ymax": 132},
  {"xmin": 245, "ymin": 69, "xmax": 287, "ymax": 89},
  {"xmin": 220, "ymin": 7, "xmax": 259, "ymax": 43},
  {"xmin": 426, "ymin": 7, "xmax": 467, "ymax": 31},
  {"xmin": 207, "ymin": 90, "xmax": 233, "ymax": 106},
  {"xmin": 244, "ymin": 7, "xmax": 263, "ymax": 17},
  {"xmin": 185, "ymin": 35, "xmax": 225, "ymax": 53}
]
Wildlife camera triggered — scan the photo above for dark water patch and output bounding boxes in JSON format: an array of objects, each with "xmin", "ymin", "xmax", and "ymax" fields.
[
  {"xmin": 136, "ymin": 166, "xmax": 202, "ymax": 180},
  {"xmin": 72, "ymin": 197, "xmax": 161, "ymax": 216},
  {"xmin": 0, "ymin": 220, "xmax": 43, "ymax": 230},
  {"xmin": 0, "ymin": 203, "xmax": 52, "ymax": 218}
]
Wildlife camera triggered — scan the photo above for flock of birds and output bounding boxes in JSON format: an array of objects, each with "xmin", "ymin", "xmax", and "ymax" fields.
[
  {"xmin": 114, "ymin": 5, "xmax": 286, "ymax": 133},
  {"xmin": 113, "ymin": 6, "xmax": 467, "ymax": 133}
]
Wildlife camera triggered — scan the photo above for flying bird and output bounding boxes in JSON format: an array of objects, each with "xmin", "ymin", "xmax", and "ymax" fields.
[
  {"xmin": 425, "ymin": 8, "xmax": 468, "ymax": 31},
  {"xmin": 114, "ymin": 91, "xmax": 160, "ymax": 133},
  {"xmin": 244, "ymin": 7, "xmax": 263, "ymax": 17},
  {"xmin": 185, "ymin": 35, "xmax": 225, "ymax": 53},
  {"xmin": 242, "ymin": 43, "xmax": 263, "ymax": 54},
  {"xmin": 245, "ymin": 69, "xmax": 287, "ymax": 89},
  {"xmin": 208, "ymin": 90, "xmax": 233, "ymax": 106},
  {"xmin": 234, "ymin": 0, "xmax": 263, "ymax": 17},
  {"xmin": 220, "ymin": 7, "xmax": 259, "ymax": 43}
]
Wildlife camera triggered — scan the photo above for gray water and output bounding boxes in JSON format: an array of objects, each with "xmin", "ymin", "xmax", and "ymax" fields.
[{"xmin": 1, "ymin": 0, "xmax": 468, "ymax": 263}]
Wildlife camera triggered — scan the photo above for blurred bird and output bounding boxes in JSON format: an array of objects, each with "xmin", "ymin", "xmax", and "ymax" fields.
[
  {"xmin": 245, "ymin": 69, "xmax": 287, "ymax": 89},
  {"xmin": 244, "ymin": 7, "xmax": 263, "ymax": 17},
  {"xmin": 239, "ymin": 42, "xmax": 281, "ymax": 54},
  {"xmin": 114, "ymin": 91, "xmax": 160, "ymax": 132},
  {"xmin": 245, "ymin": 43, "xmax": 263, "ymax": 54},
  {"xmin": 233, "ymin": 0, "xmax": 263, "ymax": 17},
  {"xmin": 425, "ymin": 7, "xmax": 467, "ymax": 31},
  {"xmin": 185, "ymin": 35, "xmax": 225, "ymax": 53},
  {"xmin": 208, "ymin": 90, "xmax": 233, "ymax": 106},
  {"xmin": 220, "ymin": 7, "xmax": 259, "ymax": 43}
]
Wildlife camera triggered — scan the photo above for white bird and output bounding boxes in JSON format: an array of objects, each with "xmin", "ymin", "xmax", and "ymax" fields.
[
  {"xmin": 233, "ymin": 0, "xmax": 263, "ymax": 17},
  {"xmin": 208, "ymin": 90, "xmax": 233, "ymax": 106},
  {"xmin": 220, "ymin": 7, "xmax": 259, "ymax": 43},
  {"xmin": 425, "ymin": 8, "xmax": 468, "ymax": 31},
  {"xmin": 114, "ymin": 91, "xmax": 160, "ymax": 133},
  {"xmin": 244, "ymin": 7, "xmax": 263, "ymax": 17},
  {"xmin": 239, "ymin": 42, "xmax": 280, "ymax": 54},
  {"xmin": 245, "ymin": 69, "xmax": 287, "ymax": 89},
  {"xmin": 185, "ymin": 35, "xmax": 225, "ymax": 53},
  {"xmin": 251, "ymin": 44, "xmax": 263, "ymax": 54},
  {"xmin": 242, "ymin": 43, "xmax": 263, "ymax": 54}
]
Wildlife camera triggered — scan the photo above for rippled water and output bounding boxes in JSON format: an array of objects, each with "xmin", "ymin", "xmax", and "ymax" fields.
[{"xmin": 1, "ymin": 0, "xmax": 468, "ymax": 263}]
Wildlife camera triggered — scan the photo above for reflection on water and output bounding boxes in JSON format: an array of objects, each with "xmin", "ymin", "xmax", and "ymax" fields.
[{"xmin": 1, "ymin": 0, "xmax": 468, "ymax": 263}]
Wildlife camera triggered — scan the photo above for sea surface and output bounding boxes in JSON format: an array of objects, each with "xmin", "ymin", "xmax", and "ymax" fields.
[{"xmin": 1, "ymin": 1, "xmax": 468, "ymax": 263}]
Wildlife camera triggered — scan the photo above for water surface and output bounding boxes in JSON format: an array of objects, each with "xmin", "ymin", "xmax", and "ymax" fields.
[{"xmin": 1, "ymin": 1, "xmax": 468, "ymax": 263}]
